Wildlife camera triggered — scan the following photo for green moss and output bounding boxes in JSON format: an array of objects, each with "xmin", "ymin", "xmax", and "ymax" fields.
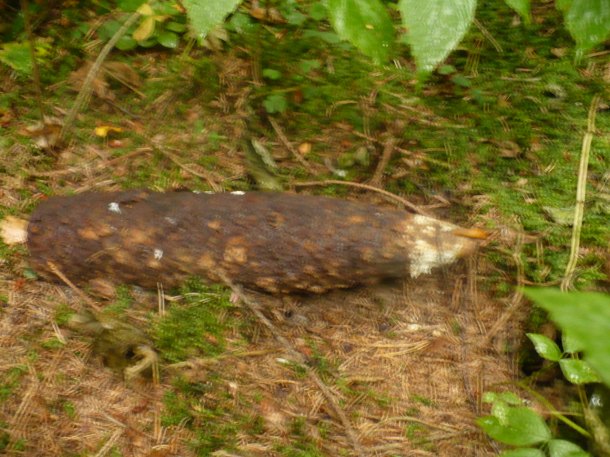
[
  {"xmin": 0, "ymin": 365, "xmax": 27, "ymax": 403},
  {"xmin": 152, "ymin": 279, "xmax": 235, "ymax": 363}
]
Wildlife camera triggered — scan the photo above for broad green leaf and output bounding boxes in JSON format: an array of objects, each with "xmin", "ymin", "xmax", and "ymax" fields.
[
  {"xmin": 500, "ymin": 448, "xmax": 545, "ymax": 457},
  {"xmin": 310, "ymin": 2, "xmax": 328, "ymax": 20},
  {"xmin": 116, "ymin": 35, "xmax": 138, "ymax": 51},
  {"xmin": 524, "ymin": 288, "xmax": 610, "ymax": 387},
  {"xmin": 556, "ymin": 0, "xmax": 572, "ymax": 13},
  {"xmin": 399, "ymin": 0, "xmax": 476, "ymax": 73},
  {"xmin": 117, "ymin": 0, "xmax": 146, "ymax": 12},
  {"xmin": 504, "ymin": 0, "xmax": 531, "ymax": 24},
  {"xmin": 158, "ymin": 30, "xmax": 179, "ymax": 48},
  {"xmin": 527, "ymin": 333, "xmax": 562, "ymax": 361},
  {"xmin": 477, "ymin": 407, "xmax": 551, "ymax": 446},
  {"xmin": 548, "ymin": 439, "xmax": 591, "ymax": 457},
  {"xmin": 327, "ymin": 0, "xmax": 394, "ymax": 63},
  {"xmin": 0, "ymin": 42, "xmax": 32, "ymax": 75},
  {"xmin": 182, "ymin": 0, "xmax": 242, "ymax": 40},
  {"xmin": 564, "ymin": 0, "xmax": 610, "ymax": 57},
  {"xmin": 263, "ymin": 94, "xmax": 288, "ymax": 114},
  {"xmin": 166, "ymin": 21, "xmax": 187, "ymax": 33},
  {"xmin": 262, "ymin": 68, "xmax": 282, "ymax": 80},
  {"xmin": 562, "ymin": 331, "xmax": 584, "ymax": 354},
  {"xmin": 559, "ymin": 359, "xmax": 601, "ymax": 384}
]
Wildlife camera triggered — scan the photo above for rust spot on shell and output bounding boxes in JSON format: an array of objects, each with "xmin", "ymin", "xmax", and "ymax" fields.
[
  {"xmin": 303, "ymin": 265, "xmax": 317, "ymax": 275},
  {"xmin": 255, "ymin": 277, "xmax": 279, "ymax": 293},
  {"xmin": 302, "ymin": 240, "xmax": 318, "ymax": 254},
  {"xmin": 224, "ymin": 245, "xmax": 248, "ymax": 264},
  {"xmin": 348, "ymin": 214, "xmax": 366, "ymax": 224},
  {"xmin": 127, "ymin": 229, "xmax": 152, "ymax": 245},
  {"xmin": 223, "ymin": 236, "xmax": 248, "ymax": 264},
  {"xmin": 207, "ymin": 220, "xmax": 222, "ymax": 230},
  {"xmin": 78, "ymin": 227, "xmax": 99, "ymax": 240},
  {"xmin": 267, "ymin": 211, "xmax": 286, "ymax": 228},
  {"xmin": 199, "ymin": 253, "xmax": 216, "ymax": 270},
  {"xmin": 360, "ymin": 247, "xmax": 375, "ymax": 262}
]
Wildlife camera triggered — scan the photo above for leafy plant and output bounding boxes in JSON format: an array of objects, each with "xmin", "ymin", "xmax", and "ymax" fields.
[
  {"xmin": 525, "ymin": 289, "xmax": 610, "ymax": 387},
  {"xmin": 478, "ymin": 392, "xmax": 591, "ymax": 457},
  {"xmin": 85, "ymin": 0, "xmax": 610, "ymax": 76},
  {"xmin": 480, "ymin": 289, "xmax": 610, "ymax": 456}
]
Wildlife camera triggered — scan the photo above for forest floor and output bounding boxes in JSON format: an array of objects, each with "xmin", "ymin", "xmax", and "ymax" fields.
[{"xmin": 0, "ymin": 1, "xmax": 609, "ymax": 456}]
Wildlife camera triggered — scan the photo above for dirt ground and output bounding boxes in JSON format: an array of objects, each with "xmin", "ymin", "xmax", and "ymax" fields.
[{"xmin": 0, "ymin": 50, "xmax": 530, "ymax": 456}]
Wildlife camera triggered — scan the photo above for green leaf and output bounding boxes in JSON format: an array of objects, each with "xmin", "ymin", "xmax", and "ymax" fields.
[
  {"xmin": 262, "ymin": 68, "xmax": 282, "ymax": 80},
  {"xmin": 524, "ymin": 288, "xmax": 610, "ymax": 387},
  {"xmin": 299, "ymin": 59, "xmax": 322, "ymax": 73},
  {"xmin": 559, "ymin": 359, "xmax": 601, "ymax": 384},
  {"xmin": 116, "ymin": 35, "xmax": 138, "ymax": 51},
  {"xmin": 500, "ymin": 449, "xmax": 545, "ymax": 457},
  {"xmin": 563, "ymin": 0, "xmax": 610, "ymax": 57},
  {"xmin": 548, "ymin": 439, "xmax": 591, "ymax": 457},
  {"xmin": 309, "ymin": 2, "xmax": 328, "ymax": 20},
  {"xmin": 527, "ymin": 333, "xmax": 562, "ymax": 361},
  {"xmin": 477, "ymin": 407, "xmax": 551, "ymax": 446},
  {"xmin": 556, "ymin": 0, "xmax": 572, "ymax": 13},
  {"xmin": 263, "ymin": 93, "xmax": 288, "ymax": 114},
  {"xmin": 0, "ymin": 42, "xmax": 32, "ymax": 75},
  {"xmin": 438, "ymin": 64, "xmax": 457, "ymax": 75},
  {"xmin": 562, "ymin": 331, "xmax": 584, "ymax": 354},
  {"xmin": 117, "ymin": 0, "xmax": 146, "ymax": 12},
  {"xmin": 399, "ymin": 0, "xmax": 476, "ymax": 73},
  {"xmin": 157, "ymin": 30, "xmax": 179, "ymax": 48},
  {"xmin": 166, "ymin": 21, "xmax": 187, "ymax": 33},
  {"xmin": 327, "ymin": 0, "xmax": 394, "ymax": 64},
  {"xmin": 504, "ymin": 0, "xmax": 531, "ymax": 24},
  {"xmin": 182, "ymin": 0, "xmax": 242, "ymax": 40}
]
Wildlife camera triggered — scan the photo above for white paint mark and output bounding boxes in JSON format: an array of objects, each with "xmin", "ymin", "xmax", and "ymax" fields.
[
  {"xmin": 153, "ymin": 248, "xmax": 164, "ymax": 260},
  {"xmin": 204, "ymin": 191, "xmax": 214, "ymax": 194},
  {"xmin": 409, "ymin": 238, "xmax": 463, "ymax": 278},
  {"xmin": 192, "ymin": 190, "xmax": 201, "ymax": 194},
  {"xmin": 164, "ymin": 216, "xmax": 177, "ymax": 225},
  {"xmin": 231, "ymin": 191, "xmax": 246, "ymax": 195},
  {"xmin": 108, "ymin": 202, "xmax": 121, "ymax": 214}
]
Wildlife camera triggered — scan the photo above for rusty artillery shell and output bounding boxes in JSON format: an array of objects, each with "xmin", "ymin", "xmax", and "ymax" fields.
[{"xmin": 26, "ymin": 190, "xmax": 478, "ymax": 294}]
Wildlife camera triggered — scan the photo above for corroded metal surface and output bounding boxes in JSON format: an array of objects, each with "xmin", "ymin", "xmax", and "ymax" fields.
[{"xmin": 27, "ymin": 190, "xmax": 477, "ymax": 293}]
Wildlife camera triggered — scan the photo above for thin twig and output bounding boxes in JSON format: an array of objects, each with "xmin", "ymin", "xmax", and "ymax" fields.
[
  {"xmin": 561, "ymin": 95, "xmax": 601, "ymax": 291},
  {"xmin": 60, "ymin": 11, "xmax": 141, "ymax": 140},
  {"xmin": 369, "ymin": 136, "xmax": 398, "ymax": 187},
  {"xmin": 268, "ymin": 118, "xmax": 315, "ymax": 173},
  {"xmin": 294, "ymin": 179, "xmax": 430, "ymax": 216},
  {"xmin": 46, "ymin": 261, "xmax": 102, "ymax": 312},
  {"xmin": 218, "ymin": 272, "xmax": 367, "ymax": 457},
  {"xmin": 473, "ymin": 18, "xmax": 503, "ymax": 53}
]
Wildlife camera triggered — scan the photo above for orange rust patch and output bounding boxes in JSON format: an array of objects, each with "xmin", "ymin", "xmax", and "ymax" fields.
[
  {"xmin": 302, "ymin": 240, "xmax": 318, "ymax": 254},
  {"xmin": 267, "ymin": 211, "xmax": 286, "ymax": 228},
  {"xmin": 207, "ymin": 220, "xmax": 222, "ymax": 230},
  {"xmin": 348, "ymin": 214, "xmax": 366, "ymax": 224},
  {"xmin": 223, "ymin": 236, "xmax": 248, "ymax": 264},
  {"xmin": 224, "ymin": 245, "xmax": 248, "ymax": 264},
  {"xmin": 127, "ymin": 229, "xmax": 151, "ymax": 245},
  {"xmin": 255, "ymin": 277, "xmax": 279, "ymax": 293},
  {"xmin": 360, "ymin": 247, "xmax": 375, "ymax": 262},
  {"xmin": 303, "ymin": 265, "xmax": 317, "ymax": 275},
  {"xmin": 77, "ymin": 227, "xmax": 99, "ymax": 240},
  {"xmin": 199, "ymin": 253, "xmax": 216, "ymax": 270}
]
